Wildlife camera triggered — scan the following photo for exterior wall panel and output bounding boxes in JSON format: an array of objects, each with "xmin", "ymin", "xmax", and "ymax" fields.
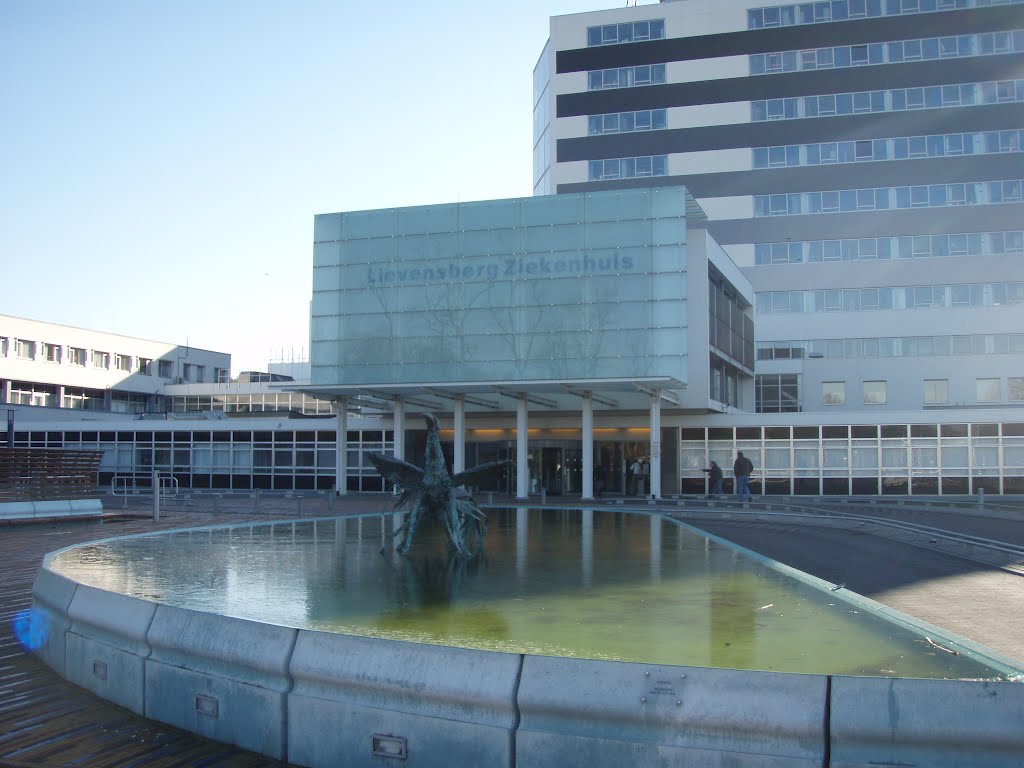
[
  {"xmin": 556, "ymin": 6, "xmax": 1024, "ymax": 72},
  {"xmin": 311, "ymin": 189, "xmax": 692, "ymax": 388}
]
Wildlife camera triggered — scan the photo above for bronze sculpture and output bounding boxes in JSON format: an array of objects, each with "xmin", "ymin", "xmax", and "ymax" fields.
[{"xmin": 368, "ymin": 414, "xmax": 512, "ymax": 558}]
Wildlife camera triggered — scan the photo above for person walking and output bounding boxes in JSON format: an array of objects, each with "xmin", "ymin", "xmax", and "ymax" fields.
[
  {"xmin": 702, "ymin": 460, "xmax": 723, "ymax": 497},
  {"xmin": 630, "ymin": 457, "xmax": 643, "ymax": 496},
  {"xmin": 733, "ymin": 451, "xmax": 753, "ymax": 502}
]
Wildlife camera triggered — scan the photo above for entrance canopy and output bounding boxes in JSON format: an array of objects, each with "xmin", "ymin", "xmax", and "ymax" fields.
[
  {"xmin": 291, "ymin": 376, "xmax": 685, "ymax": 416},
  {"xmin": 290, "ymin": 376, "xmax": 683, "ymax": 500}
]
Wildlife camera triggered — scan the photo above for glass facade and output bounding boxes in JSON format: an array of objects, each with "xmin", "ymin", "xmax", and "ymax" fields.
[
  {"xmin": 749, "ymin": 30, "xmax": 1024, "ymax": 76},
  {"xmin": 748, "ymin": 0, "xmax": 1024, "ymax": 31},
  {"xmin": 679, "ymin": 422, "xmax": 1024, "ymax": 496},
  {"xmin": 533, "ymin": 41, "xmax": 552, "ymax": 195},
  {"xmin": 311, "ymin": 189, "xmax": 690, "ymax": 387},
  {"xmin": 754, "ymin": 180, "xmax": 1023, "ymax": 217},
  {"xmin": 588, "ymin": 156, "xmax": 668, "ymax": 181},
  {"xmin": 755, "ymin": 231, "xmax": 1024, "ymax": 264},
  {"xmin": 756, "ymin": 282, "xmax": 1024, "ymax": 313},
  {"xmin": 588, "ymin": 110, "xmax": 668, "ymax": 135},
  {"xmin": 588, "ymin": 64, "xmax": 666, "ymax": 91},
  {"xmin": 168, "ymin": 392, "xmax": 333, "ymax": 415},
  {"xmin": 757, "ymin": 334, "xmax": 1024, "ymax": 360},
  {"xmin": 708, "ymin": 269, "xmax": 755, "ymax": 406},
  {"xmin": 587, "ymin": 19, "xmax": 665, "ymax": 47},
  {"xmin": 756, "ymin": 373, "xmax": 802, "ymax": 412},
  {"xmin": 752, "ymin": 130, "xmax": 1024, "ymax": 169},
  {"xmin": 751, "ymin": 79, "xmax": 1024, "ymax": 122},
  {"xmin": 7, "ymin": 422, "xmax": 1022, "ymax": 496},
  {"xmin": 0, "ymin": 427, "xmax": 377, "ymax": 493}
]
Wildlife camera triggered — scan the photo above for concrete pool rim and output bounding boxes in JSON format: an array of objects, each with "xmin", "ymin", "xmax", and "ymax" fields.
[{"xmin": 27, "ymin": 507, "xmax": 1024, "ymax": 768}]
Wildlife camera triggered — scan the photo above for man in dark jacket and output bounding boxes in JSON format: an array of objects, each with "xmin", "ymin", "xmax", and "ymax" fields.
[
  {"xmin": 703, "ymin": 460, "xmax": 723, "ymax": 497},
  {"xmin": 734, "ymin": 452, "xmax": 753, "ymax": 502}
]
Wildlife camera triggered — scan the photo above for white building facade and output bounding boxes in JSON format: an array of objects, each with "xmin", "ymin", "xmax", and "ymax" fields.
[
  {"xmin": 0, "ymin": 315, "xmax": 231, "ymax": 414},
  {"xmin": 0, "ymin": 316, "xmax": 373, "ymax": 492},
  {"xmin": 529, "ymin": 0, "xmax": 1024, "ymax": 494},
  {"xmin": 535, "ymin": 0, "xmax": 1024, "ymax": 417}
]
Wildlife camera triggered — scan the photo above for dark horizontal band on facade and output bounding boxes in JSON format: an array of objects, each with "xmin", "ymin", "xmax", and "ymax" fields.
[
  {"xmin": 557, "ymin": 104, "xmax": 1024, "ymax": 160},
  {"xmin": 556, "ymin": 55, "xmax": 1023, "ymax": 116},
  {"xmin": 555, "ymin": 5, "xmax": 1024, "ymax": 73}
]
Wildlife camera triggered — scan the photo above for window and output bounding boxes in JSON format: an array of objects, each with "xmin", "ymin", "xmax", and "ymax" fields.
[
  {"xmin": 588, "ymin": 155, "xmax": 668, "ymax": 181},
  {"xmin": 137, "ymin": 357, "xmax": 152, "ymax": 375},
  {"xmin": 756, "ymin": 373, "xmax": 801, "ymax": 413},
  {"xmin": 1004, "ymin": 377, "xmax": 1024, "ymax": 401},
  {"xmin": 976, "ymin": 378, "xmax": 1001, "ymax": 402},
  {"xmin": 587, "ymin": 19, "xmax": 665, "ymax": 47},
  {"xmin": 822, "ymin": 381, "xmax": 846, "ymax": 405},
  {"xmin": 16, "ymin": 339, "xmax": 36, "ymax": 360},
  {"xmin": 115, "ymin": 354, "xmax": 132, "ymax": 372},
  {"xmin": 68, "ymin": 347, "xmax": 86, "ymax": 366},
  {"xmin": 42, "ymin": 342, "xmax": 61, "ymax": 363},
  {"xmin": 215, "ymin": 368, "xmax": 230, "ymax": 384},
  {"xmin": 92, "ymin": 351, "xmax": 109, "ymax": 369},
  {"xmin": 763, "ymin": 179, "xmax": 1022, "ymax": 218},
  {"xmin": 0, "ymin": 336, "xmax": 7, "ymax": 356},
  {"xmin": 159, "ymin": 360, "xmax": 174, "ymax": 378},
  {"xmin": 863, "ymin": 380, "xmax": 887, "ymax": 405},
  {"xmin": 587, "ymin": 64, "xmax": 667, "ymax": 91},
  {"xmin": 588, "ymin": 110, "xmax": 666, "ymax": 135}
]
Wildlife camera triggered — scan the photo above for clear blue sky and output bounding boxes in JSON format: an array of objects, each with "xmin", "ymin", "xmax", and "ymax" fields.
[{"xmin": 1, "ymin": 0, "xmax": 653, "ymax": 375}]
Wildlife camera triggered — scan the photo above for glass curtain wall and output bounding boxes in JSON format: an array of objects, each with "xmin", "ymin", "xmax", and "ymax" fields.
[
  {"xmin": 311, "ymin": 188, "xmax": 690, "ymax": 388},
  {"xmin": 679, "ymin": 423, "xmax": 1024, "ymax": 495},
  {"xmin": 6, "ymin": 422, "xmax": 1022, "ymax": 496}
]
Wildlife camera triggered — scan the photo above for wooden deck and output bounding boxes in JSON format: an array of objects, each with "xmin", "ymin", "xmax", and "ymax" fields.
[{"xmin": 0, "ymin": 495, "xmax": 360, "ymax": 768}]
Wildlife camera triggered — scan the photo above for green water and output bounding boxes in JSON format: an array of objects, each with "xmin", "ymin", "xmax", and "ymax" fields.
[{"xmin": 49, "ymin": 508, "xmax": 1016, "ymax": 679}]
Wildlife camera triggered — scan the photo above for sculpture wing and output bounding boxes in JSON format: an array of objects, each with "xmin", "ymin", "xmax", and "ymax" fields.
[
  {"xmin": 451, "ymin": 459, "xmax": 513, "ymax": 489},
  {"xmin": 366, "ymin": 452, "xmax": 425, "ymax": 489}
]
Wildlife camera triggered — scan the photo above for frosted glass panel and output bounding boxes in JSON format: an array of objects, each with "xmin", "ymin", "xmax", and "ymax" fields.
[
  {"xmin": 311, "ymin": 188, "xmax": 691, "ymax": 386},
  {"xmin": 344, "ymin": 209, "xmax": 399, "ymax": 239},
  {"xmin": 652, "ymin": 245, "xmax": 686, "ymax": 271},
  {"xmin": 460, "ymin": 200, "xmax": 520, "ymax": 231},
  {"xmin": 522, "ymin": 194, "xmax": 584, "ymax": 226},
  {"xmin": 397, "ymin": 205, "xmax": 459, "ymax": 235},
  {"xmin": 313, "ymin": 241, "xmax": 341, "ymax": 267},
  {"xmin": 313, "ymin": 214, "xmax": 341, "ymax": 243}
]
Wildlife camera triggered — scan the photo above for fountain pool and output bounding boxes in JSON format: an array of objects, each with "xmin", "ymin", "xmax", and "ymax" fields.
[{"xmin": 29, "ymin": 508, "xmax": 1024, "ymax": 768}]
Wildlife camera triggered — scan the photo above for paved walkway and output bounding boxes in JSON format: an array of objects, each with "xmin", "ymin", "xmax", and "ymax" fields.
[{"xmin": 0, "ymin": 493, "xmax": 1021, "ymax": 766}]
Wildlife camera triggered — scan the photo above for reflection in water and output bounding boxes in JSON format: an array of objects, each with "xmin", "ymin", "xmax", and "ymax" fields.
[
  {"xmin": 710, "ymin": 555, "xmax": 756, "ymax": 671},
  {"xmin": 516, "ymin": 507, "xmax": 528, "ymax": 580},
  {"xmin": 581, "ymin": 509, "xmax": 593, "ymax": 590},
  {"xmin": 375, "ymin": 553, "xmax": 510, "ymax": 643},
  {"xmin": 47, "ymin": 509, "xmax": 1017, "ymax": 680}
]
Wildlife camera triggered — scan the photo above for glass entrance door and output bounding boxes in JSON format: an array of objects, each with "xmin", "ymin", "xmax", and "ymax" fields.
[{"xmin": 464, "ymin": 438, "xmax": 650, "ymax": 497}]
